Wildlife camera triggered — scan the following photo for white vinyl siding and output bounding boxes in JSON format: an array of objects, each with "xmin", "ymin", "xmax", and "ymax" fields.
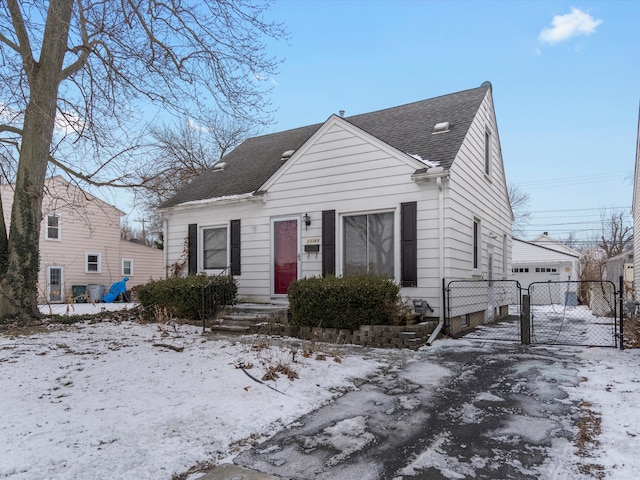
[
  {"xmin": 446, "ymin": 91, "xmax": 512, "ymax": 282},
  {"xmin": 484, "ymin": 128, "xmax": 492, "ymax": 176}
]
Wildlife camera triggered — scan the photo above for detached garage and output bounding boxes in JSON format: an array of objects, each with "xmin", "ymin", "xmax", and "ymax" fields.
[{"xmin": 511, "ymin": 234, "xmax": 581, "ymax": 304}]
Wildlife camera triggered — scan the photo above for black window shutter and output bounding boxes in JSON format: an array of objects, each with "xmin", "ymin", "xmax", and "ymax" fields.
[
  {"xmin": 401, "ymin": 202, "xmax": 417, "ymax": 287},
  {"xmin": 187, "ymin": 223, "xmax": 198, "ymax": 275},
  {"xmin": 230, "ymin": 219, "xmax": 241, "ymax": 275},
  {"xmin": 322, "ymin": 210, "xmax": 335, "ymax": 277}
]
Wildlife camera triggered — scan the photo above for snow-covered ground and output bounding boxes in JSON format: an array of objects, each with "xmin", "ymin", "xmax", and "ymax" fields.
[{"xmin": 0, "ymin": 305, "xmax": 639, "ymax": 479}]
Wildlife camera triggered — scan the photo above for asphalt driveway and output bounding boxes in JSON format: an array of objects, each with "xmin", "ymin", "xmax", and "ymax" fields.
[{"xmin": 206, "ymin": 339, "xmax": 586, "ymax": 479}]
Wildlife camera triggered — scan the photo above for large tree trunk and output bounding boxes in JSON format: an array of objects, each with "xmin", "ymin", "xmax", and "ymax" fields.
[{"xmin": 0, "ymin": 0, "xmax": 73, "ymax": 322}]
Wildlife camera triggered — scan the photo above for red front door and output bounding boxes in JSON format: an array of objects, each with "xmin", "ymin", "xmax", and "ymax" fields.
[{"xmin": 274, "ymin": 219, "xmax": 298, "ymax": 295}]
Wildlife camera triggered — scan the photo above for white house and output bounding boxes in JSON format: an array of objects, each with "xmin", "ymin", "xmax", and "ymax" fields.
[
  {"xmin": 158, "ymin": 82, "xmax": 514, "ymax": 334},
  {"xmin": 511, "ymin": 234, "xmax": 581, "ymax": 304},
  {"xmin": 1, "ymin": 176, "xmax": 164, "ymax": 303}
]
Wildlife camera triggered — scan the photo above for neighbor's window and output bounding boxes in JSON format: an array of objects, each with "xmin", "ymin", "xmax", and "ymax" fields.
[
  {"xmin": 46, "ymin": 214, "xmax": 60, "ymax": 240},
  {"xmin": 202, "ymin": 226, "xmax": 228, "ymax": 270},
  {"xmin": 122, "ymin": 259, "xmax": 134, "ymax": 276},
  {"xmin": 343, "ymin": 211, "xmax": 394, "ymax": 278},
  {"xmin": 484, "ymin": 129, "xmax": 492, "ymax": 175},
  {"xmin": 86, "ymin": 252, "xmax": 101, "ymax": 273}
]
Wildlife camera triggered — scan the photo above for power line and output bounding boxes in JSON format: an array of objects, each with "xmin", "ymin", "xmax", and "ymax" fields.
[{"xmin": 515, "ymin": 172, "xmax": 630, "ymax": 189}]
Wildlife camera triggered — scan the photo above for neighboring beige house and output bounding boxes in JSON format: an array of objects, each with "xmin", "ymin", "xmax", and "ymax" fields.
[
  {"xmin": 1, "ymin": 176, "xmax": 163, "ymax": 303},
  {"xmin": 158, "ymin": 82, "xmax": 514, "ymax": 334}
]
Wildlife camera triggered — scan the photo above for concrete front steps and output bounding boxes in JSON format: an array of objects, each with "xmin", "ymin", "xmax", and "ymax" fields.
[{"xmin": 209, "ymin": 303, "xmax": 289, "ymax": 334}]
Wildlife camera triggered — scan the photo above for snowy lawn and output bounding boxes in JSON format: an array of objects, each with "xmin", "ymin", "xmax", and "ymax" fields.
[
  {"xmin": 1, "ymin": 303, "xmax": 639, "ymax": 479},
  {"xmin": 0, "ymin": 318, "xmax": 385, "ymax": 480}
]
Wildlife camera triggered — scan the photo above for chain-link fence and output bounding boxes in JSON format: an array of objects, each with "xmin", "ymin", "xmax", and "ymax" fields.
[
  {"xmin": 528, "ymin": 280, "xmax": 619, "ymax": 347},
  {"xmin": 445, "ymin": 280, "xmax": 522, "ymax": 341},
  {"xmin": 445, "ymin": 279, "xmax": 622, "ymax": 348}
]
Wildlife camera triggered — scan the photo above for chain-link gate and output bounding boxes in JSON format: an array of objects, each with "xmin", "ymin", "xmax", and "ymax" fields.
[
  {"xmin": 445, "ymin": 278, "xmax": 623, "ymax": 348},
  {"xmin": 527, "ymin": 280, "xmax": 619, "ymax": 348},
  {"xmin": 445, "ymin": 280, "xmax": 523, "ymax": 342}
]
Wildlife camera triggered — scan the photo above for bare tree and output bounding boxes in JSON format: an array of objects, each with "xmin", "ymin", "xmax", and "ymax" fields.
[
  {"xmin": 508, "ymin": 183, "xmax": 531, "ymax": 237},
  {"xmin": 0, "ymin": 1, "xmax": 285, "ymax": 321},
  {"xmin": 563, "ymin": 231, "xmax": 580, "ymax": 250},
  {"xmin": 135, "ymin": 113, "xmax": 252, "ymax": 243},
  {"xmin": 598, "ymin": 209, "xmax": 633, "ymax": 258},
  {"xmin": 508, "ymin": 183, "xmax": 531, "ymax": 236}
]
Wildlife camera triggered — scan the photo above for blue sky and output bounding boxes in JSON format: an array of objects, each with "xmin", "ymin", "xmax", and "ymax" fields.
[{"xmin": 253, "ymin": 0, "xmax": 638, "ymax": 245}]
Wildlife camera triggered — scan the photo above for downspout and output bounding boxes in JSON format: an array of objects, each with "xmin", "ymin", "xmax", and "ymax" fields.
[
  {"xmin": 427, "ymin": 175, "xmax": 446, "ymax": 345},
  {"xmin": 163, "ymin": 217, "xmax": 169, "ymax": 279}
]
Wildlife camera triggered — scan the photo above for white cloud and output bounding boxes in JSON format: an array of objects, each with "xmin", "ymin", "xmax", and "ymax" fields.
[{"xmin": 539, "ymin": 7, "xmax": 603, "ymax": 45}]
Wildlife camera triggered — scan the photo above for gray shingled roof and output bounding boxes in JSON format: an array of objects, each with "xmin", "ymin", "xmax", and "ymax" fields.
[{"xmin": 159, "ymin": 83, "xmax": 490, "ymax": 209}]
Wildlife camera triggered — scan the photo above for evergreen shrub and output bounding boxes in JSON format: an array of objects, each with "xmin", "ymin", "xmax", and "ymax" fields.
[
  {"xmin": 287, "ymin": 274, "xmax": 400, "ymax": 330},
  {"xmin": 137, "ymin": 274, "xmax": 237, "ymax": 320}
]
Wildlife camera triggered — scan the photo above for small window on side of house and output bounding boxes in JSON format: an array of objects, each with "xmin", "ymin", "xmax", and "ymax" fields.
[
  {"xmin": 122, "ymin": 259, "xmax": 133, "ymax": 276},
  {"xmin": 484, "ymin": 129, "xmax": 492, "ymax": 176},
  {"xmin": 473, "ymin": 218, "xmax": 481, "ymax": 272},
  {"xmin": 86, "ymin": 252, "xmax": 101, "ymax": 273},
  {"xmin": 46, "ymin": 214, "xmax": 60, "ymax": 240}
]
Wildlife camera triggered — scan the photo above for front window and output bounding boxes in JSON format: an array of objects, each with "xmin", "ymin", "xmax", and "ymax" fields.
[
  {"xmin": 86, "ymin": 252, "xmax": 101, "ymax": 273},
  {"xmin": 343, "ymin": 212, "xmax": 394, "ymax": 278},
  {"xmin": 46, "ymin": 214, "xmax": 60, "ymax": 240},
  {"xmin": 203, "ymin": 227, "xmax": 228, "ymax": 270}
]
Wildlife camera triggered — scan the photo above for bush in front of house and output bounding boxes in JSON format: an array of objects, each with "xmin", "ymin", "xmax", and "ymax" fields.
[
  {"xmin": 136, "ymin": 274, "xmax": 237, "ymax": 320},
  {"xmin": 287, "ymin": 274, "xmax": 400, "ymax": 330}
]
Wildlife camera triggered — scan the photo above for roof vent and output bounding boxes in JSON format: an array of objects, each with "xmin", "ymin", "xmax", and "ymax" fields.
[
  {"xmin": 339, "ymin": 110, "xmax": 345, "ymax": 117},
  {"xmin": 212, "ymin": 162, "xmax": 226, "ymax": 171},
  {"xmin": 281, "ymin": 149, "xmax": 295, "ymax": 160},
  {"xmin": 433, "ymin": 122, "xmax": 449, "ymax": 134}
]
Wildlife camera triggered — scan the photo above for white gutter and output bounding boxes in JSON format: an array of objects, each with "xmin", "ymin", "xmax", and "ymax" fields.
[
  {"xmin": 156, "ymin": 191, "xmax": 265, "ymax": 215},
  {"xmin": 411, "ymin": 166, "xmax": 449, "ymax": 183},
  {"xmin": 427, "ymin": 174, "xmax": 446, "ymax": 345}
]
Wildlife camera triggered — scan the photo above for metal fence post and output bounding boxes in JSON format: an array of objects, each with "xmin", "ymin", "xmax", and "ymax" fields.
[
  {"xmin": 619, "ymin": 275, "xmax": 624, "ymax": 350},
  {"xmin": 521, "ymin": 294, "xmax": 531, "ymax": 345}
]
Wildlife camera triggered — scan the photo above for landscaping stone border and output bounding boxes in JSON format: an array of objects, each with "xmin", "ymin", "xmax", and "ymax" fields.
[{"xmin": 251, "ymin": 322, "xmax": 439, "ymax": 350}]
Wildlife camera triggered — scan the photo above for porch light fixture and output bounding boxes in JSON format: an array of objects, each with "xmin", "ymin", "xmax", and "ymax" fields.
[{"xmin": 303, "ymin": 213, "xmax": 311, "ymax": 230}]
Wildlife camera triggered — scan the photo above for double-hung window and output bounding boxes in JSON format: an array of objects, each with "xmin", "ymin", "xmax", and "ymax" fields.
[
  {"xmin": 122, "ymin": 259, "xmax": 134, "ymax": 276},
  {"xmin": 343, "ymin": 211, "xmax": 394, "ymax": 278},
  {"xmin": 86, "ymin": 252, "xmax": 102, "ymax": 273},
  {"xmin": 46, "ymin": 214, "xmax": 60, "ymax": 240},
  {"xmin": 202, "ymin": 226, "xmax": 228, "ymax": 270}
]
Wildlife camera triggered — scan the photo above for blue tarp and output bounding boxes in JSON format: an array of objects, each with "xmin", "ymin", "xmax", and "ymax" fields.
[{"xmin": 102, "ymin": 277, "xmax": 129, "ymax": 303}]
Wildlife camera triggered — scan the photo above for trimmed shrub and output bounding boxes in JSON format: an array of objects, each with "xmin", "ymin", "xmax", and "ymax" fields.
[
  {"xmin": 136, "ymin": 274, "xmax": 237, "ymax": 321},
  {"xmin": 287, "ymin": 274, "xmax": 400, "ymax": 330}
]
